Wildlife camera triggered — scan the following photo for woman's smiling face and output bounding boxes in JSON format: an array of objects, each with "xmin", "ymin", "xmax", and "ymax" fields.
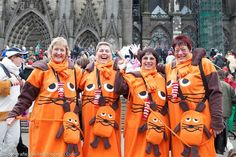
[
  {"xmin": 51, "ymin": 44, "xmax": 67, "ymax": 63},
  {"xmin": 141, "ymin": 52, "xmax": 157, "ymax": 70},
  {"xmin": 95, "ymin": 45, "xmax": 112, "ymax": 64},
  {"xmin": 174, "ymin": 44, "xmax": 191, "ymax": 63}
]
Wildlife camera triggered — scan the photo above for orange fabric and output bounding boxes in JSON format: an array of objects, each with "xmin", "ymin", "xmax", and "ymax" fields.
[
  {"xmin": 48, "ymin": 59, "xmax": 69, "ymax": 79},
  {"xmin": 165, "ymin": 58, "xmax": 217, "ymax": 157},
  {"xmin": 95, "ymin": 61, "xmax": 113, "ymax": 79},
  {"xmin": 93, "ymin": 106, "xmax": 116, "ymax": 137},
  {"xmin": 179, "ymin": 111, "xmax": 205, "ymax": 146},
  {"xmin": 63, "ymin": 112, "xmax": 81, "ymax": 144},
  {"xmin": 140, "ymin": 69, "xmax": 158, "ymax": 93},
  {"xmin": 79, "ymin": 61, "xmax": 121, "ymax": 157},
  {"xmin": 122, "ymin": 70, "xmax": 169, "ymax": 157},
  {"xmin": 27, "ymin": 63, "xmax": 83, "ymax": 157},
  {"xmin": 146, "ymin": 111, "xmax": 168, "ymax": 145}
]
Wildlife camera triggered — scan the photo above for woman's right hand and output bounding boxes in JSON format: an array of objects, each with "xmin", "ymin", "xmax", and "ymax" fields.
[{"xmin": 6, "ymin": 117, "xmax": 16, "ymax": 126}]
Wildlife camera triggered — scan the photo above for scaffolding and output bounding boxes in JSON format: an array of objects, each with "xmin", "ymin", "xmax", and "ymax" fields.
[{"xmin": 198, "ymin": 0, "xmax": 224, "ymax": 53}]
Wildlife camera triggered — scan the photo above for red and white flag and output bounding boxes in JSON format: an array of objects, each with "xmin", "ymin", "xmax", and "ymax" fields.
[
  {"xmin": 142, "ymin": 99, "xmax": 150, "ymax": 121},
  {"xmin": 172, "ymin": 82, "xmax": 179, "ymax": 99},
  {"xmin": 94, "ymin": 89, "xmax": 102, "ymax": 106},
  {"xmin": 58, "ymin": 82, "xmax": 64, "ymax": 98}
]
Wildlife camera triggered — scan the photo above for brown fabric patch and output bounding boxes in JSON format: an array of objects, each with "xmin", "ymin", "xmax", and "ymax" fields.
[
  {"xmin": 0, "ymin": 112, "xmax": 9, "ymax": 121},
  {"xmin": 0, "ymin": 80, "xmax": 11, "ymax": 96}
]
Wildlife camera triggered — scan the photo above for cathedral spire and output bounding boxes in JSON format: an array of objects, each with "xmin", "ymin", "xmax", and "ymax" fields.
[
  {"xmin": 55, "ymin": 0, "xmax": 60, "ymax": 20},
  {"xmin": 102, "ymin": 0, "xmax": 107, "ymax": 19}
]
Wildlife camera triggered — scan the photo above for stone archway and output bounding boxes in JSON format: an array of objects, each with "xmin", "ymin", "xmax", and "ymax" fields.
[
  {"xmin": 6, "ymin": 11, "xmax": 51, "ymax": 50},
  {"xmin": 75, "ymin": 30, "xmax": 99, "ymax": 50}
]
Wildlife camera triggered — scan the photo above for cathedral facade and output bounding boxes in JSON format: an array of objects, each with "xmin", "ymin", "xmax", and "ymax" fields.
[{"xmin": 0, "ymin": 0, "xmax": 235, "ymax": 54}]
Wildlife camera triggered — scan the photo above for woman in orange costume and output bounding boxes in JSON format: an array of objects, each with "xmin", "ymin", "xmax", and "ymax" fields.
[
  {"xmin": 78, "ymin": 42, "xmax": 121, "ymax": 157},
  {"xmin": 165, "ymin": 35, "xmax": 224, "ymax": 157},
  {"xmin": 6, "ymin": 37, "xmax": 83, "ymax": 157},
  {"xmin": 117, "ymin": 48, "xmax": 169, "ymax": 157}
]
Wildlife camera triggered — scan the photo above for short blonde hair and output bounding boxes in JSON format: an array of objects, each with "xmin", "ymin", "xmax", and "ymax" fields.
[
  {"xmin": 95, "ymin": 41, "xmax": 112, "ymax": 53},
  {"xmin": 47, "ymin": 37, "xmax": 70, "ymax": 58}
]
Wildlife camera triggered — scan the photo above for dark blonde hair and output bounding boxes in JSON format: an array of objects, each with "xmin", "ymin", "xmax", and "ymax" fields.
[
  {"xmin": 47, "ymin": 37, "xmax": 70, "ymax": 59},
  {"xmin": 95, "ymin": 42, "xmax": 112, "ymax": 53}
]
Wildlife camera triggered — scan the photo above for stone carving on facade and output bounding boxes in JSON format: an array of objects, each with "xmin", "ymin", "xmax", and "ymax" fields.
[
  {"xmin": 133, "ymin": 26, "xmax": 141, "ymax": 45},
  {"xmin": 182, "ymin": 25, "xmax": 196, "ymax": 48},
  {"xmin": 57, "ymin": 14, "xmax": 69, "ymax": 40},
  {"xmin": 105, "ymin": 14, "xmax": 119, "ymax": 50},
  {"xmin": 149, "ymin": 26, "xmax": 171, "ymax": 50},
  {"xmin": 74, "ymin": 0, "xmax": 100, "ymax": 48},
  {"xmin": 3, "ymin": 0, "xmax": 53, "ymax": 49}
]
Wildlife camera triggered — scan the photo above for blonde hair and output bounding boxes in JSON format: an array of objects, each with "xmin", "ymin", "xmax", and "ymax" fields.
[
  {"xmin": 47, "ymin": 37, "xmax": 70, "ymax": 58},
  {"xmin": 95, "ymin": 41, "xmax": 112, "ymax": 53}
]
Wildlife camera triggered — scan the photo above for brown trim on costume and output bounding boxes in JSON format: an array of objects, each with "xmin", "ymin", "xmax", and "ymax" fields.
[
  {"xmin": 205, "ymin": 71, "xmax": 224, "ymax": 130},
  {"xmin": 8, "ymin": 82, "xmax": 40, "ymax": 118}
]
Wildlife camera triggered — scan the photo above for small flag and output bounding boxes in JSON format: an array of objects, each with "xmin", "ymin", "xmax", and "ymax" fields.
[
  {"xmin": 58, "ymin": 82, "xmax": 64, "ymax": 98},
  {"xmin": 143, "ymin": 99, "xmax": 150, "ymax": 121},
  {"xmin": 94, "ymin": 89, "xmax": 102, "ymax": 106},
  {"xmin": 172, "ymin": 82, "xmax": 179, "ymax": 99}
]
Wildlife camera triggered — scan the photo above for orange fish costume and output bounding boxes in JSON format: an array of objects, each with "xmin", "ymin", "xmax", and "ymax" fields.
[
  {"xmin": 79, "ymin": 61, "xmax": 121, "ymax": 157},
  {"xmin": 8, "ymin": 60, "xmax": 83, "ymax": 157},
  {"xmin": 118, "ymin": 69, "xmax": 170, "ymax": 157},
  {"xmin": 165, "ymin": 50, "xmax": 224, "ymax": 157}
]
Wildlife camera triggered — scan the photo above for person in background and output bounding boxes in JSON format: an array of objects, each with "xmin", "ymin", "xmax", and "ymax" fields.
[
  {"xmin": 213, "ymin": 49, "xmax": 226, "ymax": 69},
  {"xmin": 165, "ymin": 47, "xmax": 175, "ymax": 64},
  {"xmin": 0, "ymin": 48, "xmax": 26, "ymax": 156},
  {"xmin": 78, "ymin": 41, "xmax": 122, "ymax": 157},
  {"xmin": 117, "ymin": 47, "xmax": 170, "ymax": 157},
  {"xmin": 218, "ymin": 70, "xmax": 236, "ymax": 157},
  {"xmin": 210, "ymin": 48, "xmax": 217, "ymax": 61},
  {"xmin": 77, "ymin": 54, "xmax": 90, "ymax": 69},
  {"xmin": 6, "ymin": 37, "xmax": 83, "ymax": 157},
  {"xmin": 225, "ymin": 50, "xmax": 236, "ymax": 79},
  {"xmin": 165, "ymin": 35, "xmax": 224, "ymax": 157}
]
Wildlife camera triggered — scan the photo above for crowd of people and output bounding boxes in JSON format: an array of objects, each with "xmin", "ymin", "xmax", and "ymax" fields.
[{"xmin": 0, "ymin": 35, "xmax": 235, "ymax": 157}]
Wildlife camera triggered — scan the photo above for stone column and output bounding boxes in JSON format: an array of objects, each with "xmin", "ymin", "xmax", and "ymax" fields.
[
  {"xmin": 172, "ymin": 13, "xmax": 182, "ymax": 38},
  {"xmin": 172, "ymin": 0, "xmax": 181, "ymax": 38},
  {"xmin": 231, "ymin": 14, "xmax": 236, "ymax": 51},
  {"xmin": 173, "ymin": 0, "xmax": 180, "ymax": 12},
  {"xmin": 121, "ymin": 0, "xmax": 132, "ymax": 45}
]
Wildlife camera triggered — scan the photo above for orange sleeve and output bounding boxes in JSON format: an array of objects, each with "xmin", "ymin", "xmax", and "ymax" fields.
[{"xmin": 75, "ymin": 66, "xmax": 83, "ymax": 90}]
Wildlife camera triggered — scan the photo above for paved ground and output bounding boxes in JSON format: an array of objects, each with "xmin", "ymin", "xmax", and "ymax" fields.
[{"xmin": 22, "ymin": 132, "xmax": 236, "ymax": 157}]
